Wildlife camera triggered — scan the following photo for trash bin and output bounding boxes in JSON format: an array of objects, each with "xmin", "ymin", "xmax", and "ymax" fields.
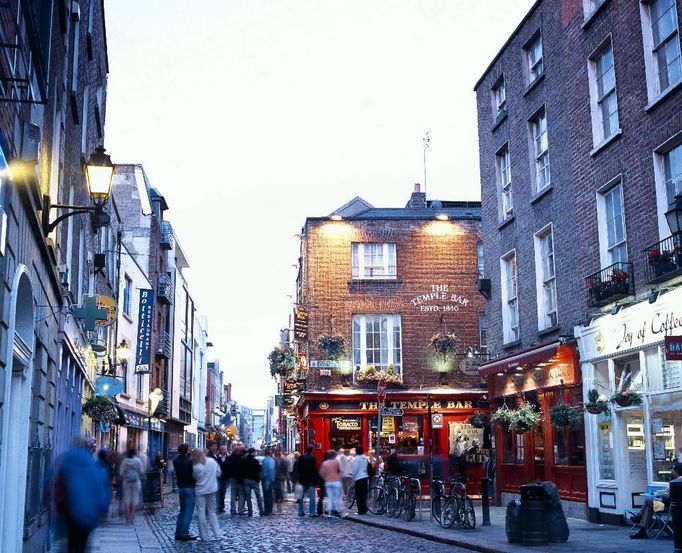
[
  {"xmin": 542, "ymin": 481, "xmax": 569, "ymax": 543},
  {"xmin": 671, "ymin": 479, "xmax": 682, "ymax": 553},
  {"xmin": 505, "ymin": 500, "xmax": 522, "ymax": 543},
  {"xmin": 520, "ymin": 482, "xmax": 548, "ymax": 545}
]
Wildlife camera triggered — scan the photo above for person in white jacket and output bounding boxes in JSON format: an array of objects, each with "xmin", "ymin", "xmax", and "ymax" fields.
[{"xmin": 191, "ymin": 449, "xmax": 223, "ymax": 541}]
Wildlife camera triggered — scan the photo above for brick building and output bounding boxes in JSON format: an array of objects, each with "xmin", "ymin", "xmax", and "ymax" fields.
[
  {"xmin": 475, "ymin": 0, "xmax": 682, "ymax": 523},
  {"xmin": 292, "ymin": 187, "xmax": 488, "ymax": 475}
]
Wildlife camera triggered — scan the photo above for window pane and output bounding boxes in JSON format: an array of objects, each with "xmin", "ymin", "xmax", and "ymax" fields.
[
  {"xmin": 665, "ymin": 145, "xmax": 682, "ymax": 202},
  {"xmin": 652, "ymin": 0, "xmax": 677, "ymax": 46}
]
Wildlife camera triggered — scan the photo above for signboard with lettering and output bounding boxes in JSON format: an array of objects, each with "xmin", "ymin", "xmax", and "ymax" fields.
[
  {"xmin": 294, "ymin": 306, "xmax": 309, "ymax": 341},
  {"xmin": 410, "ymin": 283, "xmax": 470, "ymax": 313},
  {"xmin": 308, "ymin": 399, "xmax": 475, "ymax": 412},
  {"xmin": 135, "ymin": 289, "xmax": 154, "ymax": 374},
  {"xmin": 665, "ymin": 335, "xmax": 682, "ymax": 360},
  {"xmin": 275, "ymin": 395, "xmax": 286, "ymax": 407},
  {"xmin": 331, "ymin": 416, "xmax": 362, "ymax": 432},
  {"xmin": 310, "ymin": 360, "xmax": 351, "ymax": 369},
  {"xmin": 382, "ymin": 407, "xmax": 404, "ymax": 417}
]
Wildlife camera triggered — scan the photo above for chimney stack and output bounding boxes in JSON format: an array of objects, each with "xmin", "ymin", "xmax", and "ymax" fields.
[{"xmin": 406, "ymin": 183, "xmax": 427, "ymax": 209}]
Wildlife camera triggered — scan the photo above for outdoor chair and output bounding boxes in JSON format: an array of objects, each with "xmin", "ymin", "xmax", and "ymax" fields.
[{"xmin": 625, "ymin": 484, "xmax": 668, "ymax": 537}]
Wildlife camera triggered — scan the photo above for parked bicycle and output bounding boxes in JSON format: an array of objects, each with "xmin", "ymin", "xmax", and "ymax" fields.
[
  {"xmin": 386, "ymin": 476, "xmax": 418, "ymax": 521},
  {"xmin": 435, "ymin": 479, "xmax": 476, "ymax": 529}
]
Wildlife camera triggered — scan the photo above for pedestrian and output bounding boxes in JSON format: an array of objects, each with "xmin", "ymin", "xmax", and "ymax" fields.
[
  {"xmin": 241, "ymin": 448, "xmax": 265, "ymax": 516},
  {"xmin": 213, "ymin": 445, "xmax": 230, "ymax": 513},
  {"xmin": 319, "ymin": 450, "xmax": 345, "ymax": 517},
  {"xmin": 297, "ymin": 444, "xmax": 318, "ymax": 517},
  {"xmin": 173, "ymin": 443, "xmax": 198, "ymax": 541},
  {"xmin": 274, "ymin": 449, "xmax": 287, "ymax": 512},
  {"xmin": 261, "ymin": 447, "xmax": 276, "ymax": 515},
  {"xmin": 337, "ymin": 448, "xmax": 353, "ymax": 498},
  {"xmin": 226, "ymin": 448, "xmax": 245, "ymax": 515},
  {"xmin": 285, "ymin": 451, "xmax": 295, "ymax": 493},
  {"xmin": 316, "ymin": 450, "xmax": 334, "ymax": 516},
  {"xmin": 350, "ymin": 446, "xmax": 370, "ymax": 515},
  {"xmin": 191, "ymin": 448, "xmax": 223, "ymax": 541},
  {"xmin": 54, "ymin": 437, "xmax": 111, "ymax": 553},
  {"xmin": 151, "ymin": 451, "xmax": 168, "ymax": 484},
  {"xmin": 118, "ymin": 448, "xmax": 144, "ymax": 523}
]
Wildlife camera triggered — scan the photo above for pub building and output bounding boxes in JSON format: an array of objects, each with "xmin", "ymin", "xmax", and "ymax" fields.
[
  {"xmin": 290, "ymin": 187, "xmax": 489, "ymax": 482},
  {"xmin": 478, "ymin": 340, "xmax": 588, "ymax": 518}
]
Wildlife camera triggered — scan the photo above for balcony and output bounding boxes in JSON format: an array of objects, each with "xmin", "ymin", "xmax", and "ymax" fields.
[
  {"xmin": 157, "ymin": 273, "xmax": 173, "ymax": 304},
  {"xmin": 155, "ymin": 330, "xmax": 171, "ymax": 359},
  {"xmin": 160, "ymin": 221, "xmax": 174, "ymax": 250},
  {"xmin": 585, "ymin": 262, "xmax": 634, "ymax": 307},
  {"xmin": 643, "ymin": 234, "xmax": 682, "ymax": 284}
]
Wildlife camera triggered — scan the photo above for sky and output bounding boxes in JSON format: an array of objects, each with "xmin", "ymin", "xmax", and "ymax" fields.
[{"xmin": 104, "ymin": 0, "xmax": 536, "ymax": 408}]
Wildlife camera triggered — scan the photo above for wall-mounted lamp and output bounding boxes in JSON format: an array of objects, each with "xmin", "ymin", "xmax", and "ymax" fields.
[{"xmin": 116, "ymin": 339, "xmax": 130, "ymax": 367}]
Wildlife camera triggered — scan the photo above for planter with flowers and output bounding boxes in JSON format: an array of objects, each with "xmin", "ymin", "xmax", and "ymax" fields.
[
  {"xmin": 549, "ymin": 403, "xmax": 583, "ymax": 429},
  {"xmin": 467, "ymin": 412, "xmax": 490, "ymax": 429},
  {"xmin": 584, "ymin": 388, "xmax": 609, "ymax": 415},
  {"xmin": 268, "ymin": 345, "xmax": 296, "ymax": 378},
  {"xmin": 82, "ymin": 395, "xmax": 119, "ymax": 423},
  {"xmin": 648, "ymin": 248, "xmax": 676, "ymax": 278},
  {"xmin": 491, "ymin": 404, "xmax": 514, "ymax": 429},
  {"xmin": 355, "ymin": 364, "xmax": 403, "ymax": 387},
  {"xmin": 610, "ymin": 389, "xmax": 643, "ymax": 408},
  {"xmin": 431, "ymin": 332, "xmax": 458, "ymax": 358},
  {"xmin": 510, "ymin": 404, "xmax": 542, "ymax": 434},
  {"xmin": 317, "ymin": 334, "xmax": 346, "ymax": 360}
]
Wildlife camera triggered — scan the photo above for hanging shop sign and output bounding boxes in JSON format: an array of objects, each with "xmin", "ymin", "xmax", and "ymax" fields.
[
  {"xmin": 94, "ymin": 376, "xmax": 124, "ymax": 396},
  {"xmin": 284, "ymin": 378, "xmax": 298, "ymax": 392},
  {"xmin": 72, "ymin": 295, "xmax": 110, "ymax": 331},
  {"xmin": 294, "ymin": 305, "xmax": 309, "ymax": 341},
  {"xmin": 331, "ymin": 416, "xmax": 362, "ymax": 432},
  {"xmin": 310, "ymin": 360, "xmax": 351, "ymax": 369},
  {"xmin": 95, "ymin": 295, "xmax": 117, "ymax": 326},
  {"xmin": 135, "ymin": 289, "xmax": 154, "ymax": 374},
  {"xmin": 275, "ymin": 395, "xmax": 286, "ymax": 407},
  {"xmin": 665, "ymin": 335, "xmax": 682, "ymax": 360},
  {"xmin": 382, "ymin": 407, "xmax": 404, "ymax": 417},
  {"xmin": 409, "ymin": 283, "xmax": 470, "ymax": 313}
]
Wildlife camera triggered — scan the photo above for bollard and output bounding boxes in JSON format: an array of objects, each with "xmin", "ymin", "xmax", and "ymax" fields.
[
  {"xmin": 671, "ymin": 479, "xmax": 682, "ymax": 553},
  {"xmin": 481, "ymin": 477, "xmax": 491, "ymax": 526}
]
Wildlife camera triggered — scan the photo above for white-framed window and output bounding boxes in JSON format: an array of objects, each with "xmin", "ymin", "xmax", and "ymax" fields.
[
  {"xmin": 583, "ymin": 0, "xmax": 602, "ymax": 18},
  {"xmin": 588, "ymin": 39, "xmax": 619, "ymax": 145},
  {"xmin": 640, "ymin": 0, "xmax": 682, "ymax": 101},
  {"xmin": 352, "ymin": 314, "xmax": 402, "ymax": 373},
  {"xmin": 496, "ymin": 144, "xmax": 513, "ymax": 217},
  {"xmin": 477, "ymin": 242, "xmax": 485, "ymax": 279},
  {"xmin": 525, "ymin": 34, "xmax": 544, "ymax": 84},
  {"xmin": 123, "ymin": 275, "xmax": 133, "ymax": 316},
  {"xmin": 500, "ymin": 250, "xmax": 520, "ymax": 343},
  {"xmin": 479, "ymin": 314, "xmax": 488, "ymax": 353},
  {"xmin": 492, "ymin": 77, "xmax": 506, "ymax": 117},
  {"xmin": 351, "ymin": 243, "xmax": 396, "ymax": 279},
  {"xmin": 529, "ymin": 109, "xmax": 551, "ymax": 192},
  {"xmin": 534, "ymin": 225, "xmax": 558, "ymax": 330},
  {"xmin": 663, "ymin": 143, "xmax": 682, "ymax": 203},
  {"xmin": 654, "ymin": 138, "xmax": 682, "ymax": 237},
  {"xmin": 597, "ymin": 180, "xmax": 628, "ymax": 268}
]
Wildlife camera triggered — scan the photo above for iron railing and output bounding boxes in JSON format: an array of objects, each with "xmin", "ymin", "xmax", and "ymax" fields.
[
  {"xmin": 155, "ymin": 330, "xmax": 171, "ymax": 359},
  {"xmin": 157, "ymin": 273, "xmax": 173, "ymax": 304},
  {"xmin": 585, "ymin": 261, "xmax": 634, "ymax": 307},
  {"xmin": 643, "ymin": 233, "xmax": 682, "ymax": 284},
  {"xmin": 160, "ymin": 221, "xmax": 174, "ymax": 250}
]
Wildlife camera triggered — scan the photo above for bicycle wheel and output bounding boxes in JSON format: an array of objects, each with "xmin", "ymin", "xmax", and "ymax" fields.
[
  {"xmin": 401, "ymin": 492, "xmax": 416, "ymax": 522},
  {"xmin": 386, "ymin": 488, "xmax": 401, "ymax": 518},
  {"xmin": 345, "ymin": 485, "xmax": 356, "ymax": 509},
  {"xmin": 460, "ymin": 497, "xmax": 476, "ymax": 529},
  {"xmin": 367, "ymin": 486, "xmax": 385, "ymax": 514},
  {"xmin": 432, "ymin": 494, "xmax": 447, "ymax": 523},
  {"xmin": 439, "ymin": 497, "xmax": 458, "ymax": 528}
]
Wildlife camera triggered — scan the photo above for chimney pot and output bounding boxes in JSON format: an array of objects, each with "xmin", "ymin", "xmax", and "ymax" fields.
[{"xmin": 414, "ymin": 183, "xmax": 421, "ymax": 193}]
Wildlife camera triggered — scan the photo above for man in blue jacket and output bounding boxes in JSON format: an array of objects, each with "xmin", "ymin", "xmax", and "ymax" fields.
[{"xmin": 261, "ymin": 447, "xmax": 277, "ymax": 515}]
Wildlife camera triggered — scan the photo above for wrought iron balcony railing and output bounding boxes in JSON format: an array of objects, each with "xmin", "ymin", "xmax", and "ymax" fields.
[
  {"xmin": 155, "ymin": 330, "xmax": 171, "ymax": 359},
  {"xmin": 157, "ymin": 273, "xmax": 173, "ymax": 304},
  {"xmin": 585, "ymin": 261, "xmax": 634, "ymax": 307},
  {"xmin": 643, "ymin": 233, "xmax": 682, "ymax": 284},
  {"xmin": 160, "ymin": 221, "xmax": 174, "ymax": 250}
]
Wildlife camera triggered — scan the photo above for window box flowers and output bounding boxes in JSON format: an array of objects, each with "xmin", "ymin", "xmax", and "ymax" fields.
[
  {"xmin": 355, "ymin": 364, "xmax": 402, "ymax": 384},
  {"xmin": 648, "ymin": 248, "xmax": 676, "ymax": 278}
]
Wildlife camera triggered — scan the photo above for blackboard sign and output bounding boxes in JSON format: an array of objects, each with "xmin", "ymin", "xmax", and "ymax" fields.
[{"xmin": 143, "ymin": 471, "xmax": 162, "ymax": 503}]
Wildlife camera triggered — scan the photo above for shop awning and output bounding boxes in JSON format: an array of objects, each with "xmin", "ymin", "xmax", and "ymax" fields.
[{"xmin": 479, "ymin": 341, "xmax": 561, "ymax": 377}]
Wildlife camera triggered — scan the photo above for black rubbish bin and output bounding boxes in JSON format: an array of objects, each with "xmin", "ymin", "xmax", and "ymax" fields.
[
  {"xmin": 520, "ymin": 482, "xmax": 548, "ymax": 545},
  {"xmin": 505, "ymin": 500, "xmax": 522, "ymax": 543},
  {"xmin": 671, "ymin": 479, "xmax": 682, "ymax": 553}
]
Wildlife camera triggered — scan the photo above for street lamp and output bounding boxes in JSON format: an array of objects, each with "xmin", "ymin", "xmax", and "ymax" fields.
[
  {"xmin": 665, "ymin": 194, "xmax": 682, "ymax": 236},
  {"xmin": 116, "ymin": 339, "xmax": 130, "ymax": 367},
  {"xmin": 147, "ymin": 388, "xmax": 164, "ymax": 461},
  {"xmin": 41, "ymin": 146, "xmax": 115, "ymax": 235}
]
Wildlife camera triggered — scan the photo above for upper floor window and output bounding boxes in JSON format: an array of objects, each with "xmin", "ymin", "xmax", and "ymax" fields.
[
  {"xmin": 664, "ymin": 143, "xmax": 682, "ymax": 203},
  {"xmin": 641, "ymin": 0, "xmax": 682, "ymax": 100},
  {"xmin": 500, "ymin": 251, "xmax": 520, "ymax": 344},
  {"xmin": 529, "ymin": 109, "xmax": 551, "ymax": 192},
  {"xmin": 597, "ymin": 182, "xmax": 628, "ymax": 267},
  {"xmin": 588, "ymin": 40, "xmax": 620, "ymax": 146},
  {"xmin": 352, "ymin": 314, "xmax": 402, "ymax": 374},
  {"xmin": 654, "ymin": 139, "xmax": 682, "ymax": 237},
  {"xmin": 351, "ymin": 243, "xmax": 396, "ymax": 279},
  {"xmin": 123, "ymin": 275, "xmax": 132, "ymax": 316},
  {"xmin": 525, "ymin": 34, "xmax": 544, "ymax": 84},
  {"xmin": 534, "ymin": 225, "xmax": 558, "ymax": 330},
  {"xmin": 477, "ymin": 242, "xmax": 485, "ymax": 278},
  {"xmin": 492, "ymin": 77, "xmax": 506, "ymax": 119},
  {"xmin": 496, "ymin": 145, "xmax": 513, "ymax": 217},
  {"xmin": 479, "ymin": 314, "xmax": 488, "ymax": 353}
]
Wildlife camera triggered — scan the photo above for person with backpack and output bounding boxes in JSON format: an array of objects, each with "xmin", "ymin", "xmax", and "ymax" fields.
[{"xmin": 118, "ymin": 448, "xmax": 144, "ymax": 523}]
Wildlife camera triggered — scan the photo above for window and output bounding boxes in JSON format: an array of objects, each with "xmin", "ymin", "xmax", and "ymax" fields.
[
  {"xmin": 534, "ymin": 225, "xmax": 558, "ymax": 330},
  {"xmin": 477, "ymin": 242, "xmax": 485, "ymax": 278},
  {"xmin": 597, "ymin": 183, "xmax": 628, "ymax": 268},
  {"xmin": 352, "ymin": 314, "xmax": 402, "ymax": 374},
  {"xmin": 664, "ymin": 143, "xmax": 682, "ymax": 203},
  {"xmin": 479, "ymin": 314, "xmax": 488, "ymax": 353},
  {"xmin": 123, "ymin": 275, "xmax": 132, "ymax": 316},
  {"xmin": 588, "ymin": 40, "xmax": 619, "ymax": 145},
  {"xmin": 525, "ymin": 34, "xmax": 544, "ymax": 83},
  {"xmin": 530, "ymin": 109, "xmax": 550, "ymax": 192},
  {"xmin": 351, "ymin": 243, "xmax": 396, "ymax": 279},
  {"xmin": 137, "ymin": 373, "xmax": 144, "ymax": 401},
  {"xmin": 492, "ymin": 77, "xmax": 506, "ymax": 117},
  {"xmin": 641, "ymin": 0, "xmax": 682, "ymax": 99},
  {"xmin": 500, "ymin": 251, "xmax": 519, "ymax": 343},
  {"xmin": 496, "ymin": 145, "xmax": 513, "ymax": 217},
  {"xmin": 583, "ymin": 0, "xmax": 603, "ymax": 18}
]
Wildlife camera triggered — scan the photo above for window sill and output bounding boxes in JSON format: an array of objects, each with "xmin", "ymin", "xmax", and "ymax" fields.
[
  {"xmin": 497, "ymin": 215, "xmax": 515, "ymax": 230},
  {"xmin": 537, "ymin": 324, "xmax": 560, "ymax": 337},
  {"xmin": 523, "ymin": 72, "xmax": 545, "ymax": 97},
  {"xmin": 645, "ymin": 79, "xmax": 682, "ymax": 112},
  {"xmin": 492, "ymin": 109, "xmax": 508, "ymax": 132},
  {"xmin": 530, "ymin": 185, "xmax": 553, "ymax": 205},
  {"xmin": 502, "ymin": 339, "xmax": 521, "ymax": 350},
  {"xmin": 120, "ymin": 393, "xmax": 131, "ymax": 400},
  {"xmin": 581, "ymin": 0, "xmax": 610, "ymax": 30},
  {"xmin": 136, "ymin": 399, "xmax": 146, "ymax": 406},
  {"xmin": 590, "ymin": 129, "xmax": 622, "ymax": 156},
  {"xmin": 123, "ymin": 312, "xmax": 134, "ymax": 324}
]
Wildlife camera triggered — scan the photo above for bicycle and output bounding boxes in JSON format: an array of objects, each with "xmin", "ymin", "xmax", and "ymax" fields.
[
  {"xmin": 431, "ymin": 476, "xmax": 459, "ymax": 522},
  {"xmin": 440, "ymin": 481, "xmax": 476, "ymax": 529},
  {"xmin": 367, "ymin": 475, "xmax": 387, "ymax": 515},
  {"xmin": 345, "ymin": 484, "xmax": 356, "ymax": 509},
  {"xmin": 386, "ymin": 476, "xmax": 417, "ymax": 521}
]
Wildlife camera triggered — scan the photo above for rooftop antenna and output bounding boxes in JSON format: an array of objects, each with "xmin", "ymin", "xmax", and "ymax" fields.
[{"xmin": 422, "ymin": 131, "xmax": 431, "ymax": 193}]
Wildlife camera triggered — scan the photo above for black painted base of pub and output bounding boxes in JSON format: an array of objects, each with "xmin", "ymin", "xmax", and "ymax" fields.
[{"xmin": 587, "ymin": 507, "xmax": 625, "ymax": 526}]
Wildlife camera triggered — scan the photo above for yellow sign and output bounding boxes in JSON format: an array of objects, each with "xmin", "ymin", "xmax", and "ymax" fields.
[
  {"xmin": 95, "ymin": 295, "xmax": 117, "ymax": 327},
  {"xmin": 382, "ymin": 417, "xmax": 395, "ymax": 432}
]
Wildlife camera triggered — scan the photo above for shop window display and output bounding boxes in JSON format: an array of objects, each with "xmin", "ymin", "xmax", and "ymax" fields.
[
  {"xmin": 649, "ymin": 393, "xmax": 682, "ymax": 482},
  {"xmin": 596, "ymin": 411, "xmax": 615, "ymax": 479},
  {"xmin": 551, "ymin": 388, "xmax": 585, "ymax": 466}
]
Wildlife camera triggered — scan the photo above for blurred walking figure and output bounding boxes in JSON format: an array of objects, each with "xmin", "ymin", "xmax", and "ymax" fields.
[
  {"xmin": 351, "ymin": 446, "xmax": 370, "ymax": 515},
  {"xmin": 54, "ymin": 438, "xmax": 111, "ymax": 553},
  {"xmin": 319, "ymin": 450, "xmax": 345, "ymax": 517},
  {"xmin": 285, "ymin": 451, "xmax": 295, "ymax": 493},
  {"xmin": 226, "ymin": 448, "xmax": 245, "ymax": 515},
  {"xmin": 173, "ymin": 443, "xmax": 198, "ymax": 541},
  {"xmin": 337, "ymin": 448, "xmax": 353, "ymax": 497},
  {"xmin": 118, "ymin": 448, "xmax": 144, "ymax": 523},
  {"xmin": 274, "ymin": 450, "xmax": 288, "ymax": 512},
  {"xmin": 214, "ymin": 445, "xmax": 230, "ymax": 513},
  {"xmin": 191, "ymin": 448, "xmax": 223, "ymax": 541},
  {"xmin": 241, "ymin": 448, "xmax": 265, "ymax": 516},
  {"xmin": 297, "ymin": 445, "xmax": 318, "ymax": 517},
  {"xmin": 261, "ymin": 447, "xmax": 276, "ymax": 515}
]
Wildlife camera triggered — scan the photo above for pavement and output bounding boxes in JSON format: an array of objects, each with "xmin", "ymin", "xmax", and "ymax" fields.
[{"xmin": 345, "ymin": 503, "xmax": 674, "ymax": 553}]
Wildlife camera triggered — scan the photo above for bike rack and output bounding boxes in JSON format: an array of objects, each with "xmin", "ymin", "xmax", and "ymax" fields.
[{"xmin": 409, "ymin": 477, "xmax": 423, "ymax": 521}]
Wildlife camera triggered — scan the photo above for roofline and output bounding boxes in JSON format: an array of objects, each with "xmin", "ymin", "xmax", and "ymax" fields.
[
  {"xmin": 304, "ymin": 212, "xmax": 481, "ymax": 225},
  {"xmin": 473, "ymin": 0, "xmax": 543, "ymax": 91}
]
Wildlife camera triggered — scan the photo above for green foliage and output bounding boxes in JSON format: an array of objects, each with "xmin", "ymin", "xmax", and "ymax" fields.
[
  {"xmin": 430, "ymin": 332, "xmax": 458, "ymax": 357},
  {"xmin": 584, "ymin": 388, "xmax": 610, "ymax": 415},
  {"xmin": 549, "ymin": 403, "xmax": 583, "ymax": 429},
  {"xmin": 82, "ymin": 395, "xmax": 119, "ymax": 423},
  {"xmin": 268, "ymin": 345, "xmax": 296, "ymax": 378},
  {"xmin": 317, "ymin": 334, "xmax": 346, "ymax": 360},
  {"xmin": 467, "ymin": 411, "xmax": 490, "ymax": 429},
  {"xmin": 510, "ymin": 404, "xmax": 542, "ymax": 434},
  {"xmin": 491, "ymin": 404, "xmax": 514, "ymax": 427}
]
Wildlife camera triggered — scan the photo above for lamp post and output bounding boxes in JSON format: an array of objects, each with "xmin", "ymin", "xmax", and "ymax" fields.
[
  {"xmin": 665, "ymin": 194, "xmax": 682, "ymax": 236},
  {"xmin": 41, "ymin": 146, "xmax": 114, "ymax": 235}
]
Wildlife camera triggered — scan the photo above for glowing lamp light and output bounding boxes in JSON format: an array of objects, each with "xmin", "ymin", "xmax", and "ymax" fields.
[
  {"xmin": 148, "ymin": 388, "xmax": 164, "ymax": 416},
  {"xmin": 435, "ymin": 213, "xmax": 449, "ymax": 221},
  {"xmin": 84, "ymin": 146, "xmax": 114, "ymax": 202},
  {"xmin": 116, "ymin": 339, "xmax": 130, "ymax": 363},
  {"xmin": 330, "ymin": 214, "xmax": 343, "ymax": 221}
]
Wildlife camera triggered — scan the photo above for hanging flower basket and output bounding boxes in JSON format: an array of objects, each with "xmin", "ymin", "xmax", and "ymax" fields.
[
  {"xmin": 584, "ymin": 389, "xmax": 609, "ymax": 415},
  {"xmin": 82, "ymin": 395, "xmax": 119, "ymax": 423},
  {"xmin": 610, "ymin": 389, "xmax": 643, "ymax": 408},
  {"xmin": 268, "ymin": 345, "xmax": 296, "ymax": 378},
  {"xmin": 549, "ymin": 403, "xmax": 583, "ymax": 429},
  {"xmin": 491, "ymin": 404, "xmax": 514, "ymax": 429},
  {"xmin": 430, "ymin": 332, "xmax": 458, "ymax": 358},
  {"xmin": 317, "ymin": 334, "xmax": 346, "ymax": 360},
  {"xmin": 467, "ymin": 412, "xmax": 490, "ymax": 429},
  {"xmin": 510, "ymin": 404, "xmax": 542, "ymax": 434}
]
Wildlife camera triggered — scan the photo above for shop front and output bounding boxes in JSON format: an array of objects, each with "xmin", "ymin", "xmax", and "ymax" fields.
[
  {"xmin": 575, "ymin": 286, "xmax": 682, "ymax": 524},
  {"xmin": 480, "ymin": 341, "xmax": 587, "ymax": 519},
  {"xmin": 297, "ymin": 389, "xmax": 489, "ymax": 483}
]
